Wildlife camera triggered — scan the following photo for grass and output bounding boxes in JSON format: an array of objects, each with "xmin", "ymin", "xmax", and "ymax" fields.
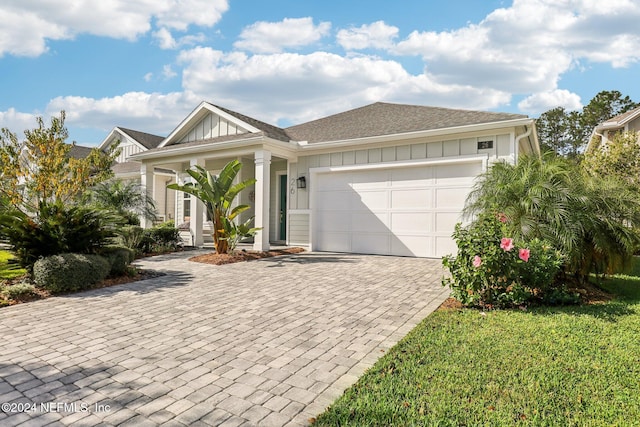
[
  {"xmin": 0, "ymin": 250, "xmax": 26, "ymax": 280},
  {"xmin": 315, "ymin": 264, "xmax": 640, "ymax": 426}
]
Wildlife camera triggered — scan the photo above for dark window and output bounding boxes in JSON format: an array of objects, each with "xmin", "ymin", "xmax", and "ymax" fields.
[{"xmin": 478, "ymin": 140, "xmax": 494, "ymax": 149}]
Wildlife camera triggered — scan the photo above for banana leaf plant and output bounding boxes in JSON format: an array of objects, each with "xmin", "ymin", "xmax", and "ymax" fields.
[{"xmin": 167, "ymin": 160, "xmax": 258, "ymax": 254}]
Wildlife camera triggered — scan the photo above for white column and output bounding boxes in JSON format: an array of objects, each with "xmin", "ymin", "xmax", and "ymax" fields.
[
  {"xmin": 190, "ymin": 158, "xmax": 205, "ymax": 246},
  {"xmin": 140, "ymin": 162, "xmax": 154, "ymax": 229},
  {"xmin": 254, "ymin": 150, "xmax": 271, "ymax": 251},
  {"xmin": 174, "ymin": 172, "xmax": 180, "ymax": 224}
]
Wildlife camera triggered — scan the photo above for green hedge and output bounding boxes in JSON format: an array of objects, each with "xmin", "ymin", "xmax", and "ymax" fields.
[
  {"xmin": 100, "ymin": 245, "xmax": 135, "ymax": 276},
  {"xmin": 33, "ymin": 253, "xmax": 110, "ymax": 294}
]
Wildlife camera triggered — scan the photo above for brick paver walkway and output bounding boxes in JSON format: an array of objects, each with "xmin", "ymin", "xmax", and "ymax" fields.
[{"xmin": 1, "ymin": 250, "xmax": 449, "ymax": 426}]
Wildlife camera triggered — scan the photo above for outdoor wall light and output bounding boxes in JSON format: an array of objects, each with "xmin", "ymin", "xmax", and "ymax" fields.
[{"xmin": 297, "ymin": 176, "xmax": 307, "ymax": 189}]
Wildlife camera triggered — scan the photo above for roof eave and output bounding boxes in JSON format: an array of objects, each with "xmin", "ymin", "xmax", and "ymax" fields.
[
  {"xmin": 99, "ymin": 127, "xmax": 148, "ymax": 152},
  {"xmin": 129, "ymin": 135, "xmax": 298, "ymax": 162}
]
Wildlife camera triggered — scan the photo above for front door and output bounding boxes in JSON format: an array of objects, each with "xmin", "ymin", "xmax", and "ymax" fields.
[{"xmin": 279, "ymin": 174, "xmax": 287, "ymax": 241}]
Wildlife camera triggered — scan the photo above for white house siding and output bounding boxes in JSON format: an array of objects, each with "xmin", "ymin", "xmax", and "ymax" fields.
[
  {"xmin": 629, "ymin": 117, "xmax": 640, "ymax": 133},
  {"xmin": 289, "ymin": 213, "xmax": 310, "ymax": 245},
  {"xmin": 288, "ymin": 132, "xmax": 515, "ymax": 246},
  {"xmin": 152, "ymin": 174, "xmax": 176, "ymax": 221},
  {"xmin": 115, "ymin": 138, "xmax": 144, "ymax": 163},
  {"xmin": 179, "ymin": 113, "xmax": 249, "ymax": 143},
  {"xmin": 238, "ymin": 157, "xmax": 256, "ymax": 225}
]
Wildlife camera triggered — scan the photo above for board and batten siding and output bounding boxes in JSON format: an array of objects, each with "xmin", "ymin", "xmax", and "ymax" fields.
[
  {"xmin": 115, "ymin": 138, "xmax": 144, "ymax": 163},
  {"xmin": 179, "ymin": 112, "xmax": 250, "ymax": 143},
  {"xmin": 286, "ymin": 133, "xmax": 513, "ymax": 246}
]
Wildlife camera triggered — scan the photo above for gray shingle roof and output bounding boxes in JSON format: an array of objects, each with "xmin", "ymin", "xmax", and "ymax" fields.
[
  {"xmin": 601, "ymin": 106, "xmax": 640, "ymax": 127},
  {"xmin": 285, "ymin": 102, "xmax": 528, "ymax": 143},
  {"xmin": 207, "ymin": 103, "xmax": 291, "ymax": 142},
  {"xmin": 67, "ymin": 144, "xmax": 94, "ymax": 159},
  {"xmin": 119, "ymin": 128, "xmax": 165, "ymax": 149}
]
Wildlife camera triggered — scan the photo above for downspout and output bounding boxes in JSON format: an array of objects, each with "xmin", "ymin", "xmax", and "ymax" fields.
[
  {"xmin": 514, "ymin": 125, "xmax": 533, "ymax": 163},
  {"xmin": 587, "ymin": 129, "xmax": 605, "ymax": 154}
]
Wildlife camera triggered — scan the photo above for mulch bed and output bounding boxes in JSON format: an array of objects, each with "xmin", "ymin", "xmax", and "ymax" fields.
[
  {"xmin": 189, "ymin": 247, "xmax": 306, "ymax": 265},
  {"xmin": 0, "ymin": 269, "xmax": 163, "ymax": 307},
  {"xmin": 437, "ymin": 281, "xmax": 615, "ymax": 312}
]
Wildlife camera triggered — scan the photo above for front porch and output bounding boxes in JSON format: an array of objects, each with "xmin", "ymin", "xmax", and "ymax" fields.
[{"xmin": 140, "ymin": 148, "xmax": 297, "ymax": 252}]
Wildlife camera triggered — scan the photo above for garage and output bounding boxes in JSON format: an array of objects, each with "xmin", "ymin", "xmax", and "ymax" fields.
[{"xmin": 311, "ymin": 159, "xmax": 483, "ymax": 258}]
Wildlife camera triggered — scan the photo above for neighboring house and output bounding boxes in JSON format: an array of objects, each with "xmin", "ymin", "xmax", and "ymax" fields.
[
  {"xmin": 98, "ymin": 127, "xmax": 176, "ymax": 222},
  {"xmin": 67, "ymin": 144, "xmax": 94, "ymax": 160},
  {"xmin": 588, "ymin": 106, "xmax": 640, "ymax": 151},
  {"xmin": 17, "ymin": 142, "xmax": 95, "ymax": 188},
  {"xmin": 130, "ymin": 101, "xmax": 539, "ymax": 258}
]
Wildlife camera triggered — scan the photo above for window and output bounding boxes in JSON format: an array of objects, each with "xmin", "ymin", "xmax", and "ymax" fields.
[
  {"xmin": 478, "ymin": 140, "xmax": 494, "ymax": 150},
  {"xmin": 183, "ymin": 193, "xmax": 190, "ymax": 219}
]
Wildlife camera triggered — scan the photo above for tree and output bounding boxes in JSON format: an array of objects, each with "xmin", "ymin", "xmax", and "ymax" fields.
[
  {"xmin": 0, "ymin": 111, "xmax": 119, "ymax": 210},
  {"xmin": 536, "ymin": 107, "xmax": 580, "ymax": 156},
  {"xmin": 579, "ymin": 90, "xmax": 638, "ymax": 142},
  {"xmin": 582, "ymin": 131, "xmax": 640, "ymax": 189},
  {"xmin": 90, "ymin": 179, "xmax": 158, "ymax": 225},
  {"xmin": 167, "ymin": 160, "xmax": 257, "ymax": 254},
  {"xmin": 464, "ymin": 154, "xmax": 640, "ymax": 280},
  {"xmin": 536, "ymin": 90, "xmax": 639, "ymax": 157}
]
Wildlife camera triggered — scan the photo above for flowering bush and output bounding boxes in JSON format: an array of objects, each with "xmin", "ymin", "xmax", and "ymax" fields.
[{"xmin": 442, "ymin": 212, "xmax": 564, "ymax": 308}]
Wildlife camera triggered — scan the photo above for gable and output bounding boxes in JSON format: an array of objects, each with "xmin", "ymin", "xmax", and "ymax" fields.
[
  {"xmin": 98, "ymin": 127, "xmax": 162, "ymax": 163},
  {"xmin": 629, "ymin": 115, "xmax": 640, "ymax": 133},
  {"xmin": 178, "ymin": 112, "xmax": 251, "ymax": 144}
]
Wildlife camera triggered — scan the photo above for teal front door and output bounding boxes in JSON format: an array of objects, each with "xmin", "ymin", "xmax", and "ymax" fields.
[{"xmin": 279, "ymin": 174, "xmax": 287, "ymax": 241}]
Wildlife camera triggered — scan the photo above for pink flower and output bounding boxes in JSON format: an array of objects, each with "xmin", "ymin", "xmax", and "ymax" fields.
[
  {"xmin": 519, "ymin": 248, "xmax": 530, "ymax": 262},
  {"xmin": 472, "ymin": 255, "xmax": 482, "ymax": 268},
  {"xmin": 500, "ymin": 238, "xmax": 514, "ymax": 252},
  {"xmin": 497, "ymin": 213, "xmax": 508, "ymax": 223}
]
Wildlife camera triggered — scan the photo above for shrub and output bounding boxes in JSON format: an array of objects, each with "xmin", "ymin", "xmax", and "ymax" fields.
[
  {"xmin": 464, "ymin": 154, "xmax": 640, "ymax": 282},
  {"xmin": 442, "ymin": 212, "xmax": 564, "ymax": 308},
  {"xmin": 222, "ymin": 217, "xmax": 260, "ymax": 252},
  {"xmin": 117, "ymin": 225, "xmax": 146, "ymax": 251},
  {"xmin": 0, "ymin": 203, "xmax": 119, "ymax": 269},
  {"xmin": 1, "ymin": 281, "xmax": 38, "ymax": 300},
  {"xmin": 99, "ymin": 245, "xmax": 135, "ymax": 276},
  {"xmin": 141, "ymin": 222, "xmax": 182, "ymax": 253},
  {"xmin": 33, "ymin": 253, "xmax": 110, "ymax": 293}
]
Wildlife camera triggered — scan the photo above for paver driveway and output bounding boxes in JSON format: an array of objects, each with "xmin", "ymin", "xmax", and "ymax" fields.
[{"xmin": 1, "ymin": 250, "xmax": 449, "ymax": 426}]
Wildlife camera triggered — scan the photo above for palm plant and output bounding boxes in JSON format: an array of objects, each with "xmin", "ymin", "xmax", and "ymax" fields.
[
  {"xmin": 90, "ymin": 179, "xmax": 158, "ymax": 224},
  {"xmin": 465, "ymin": 153, "xmax": 640, "ymax": 281},
  {"xmin": 167, "ymin": 160, "xmax": 257, "ymax": 254}
]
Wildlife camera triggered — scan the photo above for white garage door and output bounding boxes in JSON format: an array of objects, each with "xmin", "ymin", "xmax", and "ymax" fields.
[{"xmin": 312, "ymin": 161, "xmax": 481, "ymax": 257}]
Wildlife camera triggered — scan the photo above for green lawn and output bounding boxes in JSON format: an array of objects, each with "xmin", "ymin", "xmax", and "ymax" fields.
[
  {"xmin": 0, "ymin": 250, "xmax": 26, "ymax": 280},
  {"xmin": 315, "ymin": 267, "xmax": 640, "ymax": 426}
]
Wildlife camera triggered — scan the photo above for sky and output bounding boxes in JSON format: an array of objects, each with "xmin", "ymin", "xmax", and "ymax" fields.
[{"xmin": 1, "ymin": 0, "xmax": 639, "ymax": 147}]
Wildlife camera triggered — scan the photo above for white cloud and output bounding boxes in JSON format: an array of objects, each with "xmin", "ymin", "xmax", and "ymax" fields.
[
  {"xmin": 0, "ymin": 0, "xmax": 228, "ymax": 57},
  {"xmin": 0, "ymin": 108, "xmax": 40, "ymax": 135},
  {"xmin": 46, "ymin": 91, "xmax": 201, "ymax": 135},
  {"xmin": 162, "ymin": 65, "xmax": 177, "ymax": 79},
  {"xmin": 234, "ymin": 17, "xmax": 331, "ymax": 54},
  {"xmin": 153, "ymin": 27, "xmax": 177, "ymax": 50},
  {"xmin": 518, "ymin": 90, "xmax": 583, "ymax": 115},
  {"xmin": 154, "ymin": 27, "xmax": 207, "ymax": 50},
  {"xmin": 337, "ymin": 21, "xmax": 399, "ymax": 50},
  {"xmin": 391, "ymin": 0, "xmax": 640, "ymax": 95},
  {"xmin": 177, "ymin": 47, "xmax": 509, "ymax": 125},
  {"xmin": 144, "ymin": 72, "xmax": 153, "ymax": 82}
]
